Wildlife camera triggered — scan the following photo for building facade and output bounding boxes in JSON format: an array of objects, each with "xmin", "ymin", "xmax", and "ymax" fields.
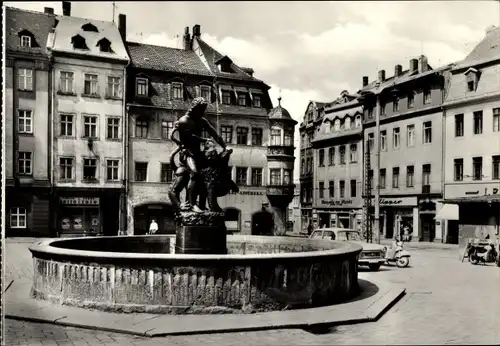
[
  {"xmin": 48, "ymin": 3, "xmax": 129, "ymax": 237},
  {"xmin": 360, "ymin": 55, "xmax": 451, "ymax": 242},
  {"xmin": 312, "ymin": 91, "xmax": 364, "ymax": 232},
  {"xmin": 5, "ymin": 7, "xmax": 55, "ymax": 236},
  {"xmin": 124, "ymin": 24, "xmax": 294, "ymax": 235},
  {"xmin": 440, "ymin": 26, "xmax": 500, "ymax": 246}
]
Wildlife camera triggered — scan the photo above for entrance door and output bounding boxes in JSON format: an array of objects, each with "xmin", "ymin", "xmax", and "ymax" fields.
[
  {"xmin": 421, "ymin": 215, "xmax": 435, "ymax": 242},
  {"xmin": 251, "ymin": 211, "xmax": 274, "ymax": 235},
  {"xmin": 447, "ymin": 220, "xmax": 459, "ymax": 244}
]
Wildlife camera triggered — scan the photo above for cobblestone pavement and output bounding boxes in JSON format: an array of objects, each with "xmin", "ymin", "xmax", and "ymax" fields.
[{"xmin": 5, "ymin": 239, "xmax": 500, "ymax": 345}]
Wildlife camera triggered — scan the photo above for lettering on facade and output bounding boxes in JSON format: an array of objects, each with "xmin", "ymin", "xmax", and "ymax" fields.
[
  {"xmin": 60, "ymin": 197, "xmax": 100, "ymax": 206},
  {"xmin": 229, "ymin": 191, "xmax": 264, "ymax": 196},
  {"xmin": 321, "ymin": 199, "xmax": 354, "ymax": 206},
  {"xmin": 379, "ymin": 199, "xmax": 403, "ymax": 205},
  {"xmin": 465, "ymin": 191, "xmax": 479, "ymax": 195}
]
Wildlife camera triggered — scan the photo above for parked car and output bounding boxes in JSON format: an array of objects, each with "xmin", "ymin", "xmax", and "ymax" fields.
[{"xmin": 309, "ymin": 228, "xmax": 387, "ymax": 271}]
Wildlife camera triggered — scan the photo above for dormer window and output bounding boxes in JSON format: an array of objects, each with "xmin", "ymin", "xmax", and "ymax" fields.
[
  {"xmin": 253, "ymin": 94, "xmax": 261, "ymax": 108},
  {"xmin": 136, "ymin": 77, "xmax": 148, "ymax": 97},
  {"xmin": 172, "ymin": 82, "xmax": 183, "ymax": 100},
  {"xmin": 238, "ymin": 93, "xmax": 247, "ymax": 106},
  {"xmin": 465, "ymin": 68, "xmax": 480, "ymax": 92},
  {"xmin": 215, "ymin": 56, "xmax": 234, "ymax": 73},
  {"xmin": 334, "ymin": 119, "xmax": 341, "ymax": 131},
  {"xmin": 344, "ymin": 117, "xmax": 351, "ymax": 130},
  {"xmin": 200, "ymin": 85, "xmax": 211, "ymax": 102},
  {"xmin": 221, "ymin": 90, "xmax": 231, "ymax": 104},
  {"xmin": 71, "ymin": 35, "xmax": 88, "ymax": 50},
  {"xmin": 20, "ymin": 35, "xmax": 31, "ymax": 47},
  {"xmin": 355, "ymin": 115, "xmax": 362, "ymax": 128},
  {"xmin": 97, "ymin": 38, "xmax": 113, "ymax": 53},
  {"xmin": 82, "ymin": 23, "xmax": 99, "ymax": 32}
]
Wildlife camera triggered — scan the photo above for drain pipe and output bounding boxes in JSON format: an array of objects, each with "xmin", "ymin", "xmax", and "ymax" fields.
[{"xmin": 122, "ymin": 61, "xmax": 130, "ymax": 235}]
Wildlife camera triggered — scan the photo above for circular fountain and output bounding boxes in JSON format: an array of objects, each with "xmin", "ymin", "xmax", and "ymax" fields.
[{"xmin": 29, "ymin": 235, "xmax": 362, "ymax": 314}]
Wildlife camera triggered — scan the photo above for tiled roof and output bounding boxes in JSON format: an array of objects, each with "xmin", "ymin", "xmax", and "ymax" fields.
[
  {"xmin": 50, "ymin": 15, "xmax": 129, "ymax": 61},
  {"xmin": 127, "ymin": 42, "xmax": 214, "ymax": 76},
  {"xmin": 323, "ymin": 105, "xmax": 363, "ymax": 122},
  {"xmin": 464, "ymin": 26, "xmax": 500, "ymax": 62},
  {"xmin": 6, "ymin": 7, "xmax": 55, "ymax": 56}
]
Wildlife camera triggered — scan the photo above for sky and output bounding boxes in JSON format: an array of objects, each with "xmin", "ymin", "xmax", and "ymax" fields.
[{"xmin": 5, "ymin": 1, "xmax": 500, "ymax": 181}]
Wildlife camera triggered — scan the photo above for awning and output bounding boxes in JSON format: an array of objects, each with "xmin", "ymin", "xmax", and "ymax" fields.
[{"xmin": 434, "ymin": 204, "xmax": 459, "ymax": 220}]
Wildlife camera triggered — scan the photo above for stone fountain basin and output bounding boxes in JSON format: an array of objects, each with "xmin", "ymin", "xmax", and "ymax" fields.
[{"xmin": 29, "ymin": 235, "xmax": 362, "ymax": 314}]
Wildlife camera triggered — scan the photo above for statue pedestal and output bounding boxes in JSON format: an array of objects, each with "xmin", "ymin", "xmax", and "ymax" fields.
[{"xmin": 175, "ymin": 211, "xmax": 227, "ymax": 254}]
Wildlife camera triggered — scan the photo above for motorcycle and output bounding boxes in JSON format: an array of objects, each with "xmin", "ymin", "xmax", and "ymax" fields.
[
  {"xmin": 385, "ymin": 241, "xmax": 411, "ymax": 268},
  {"xmin": 466, "ymin": 242, "xmax": 499, "ymax": 265}
]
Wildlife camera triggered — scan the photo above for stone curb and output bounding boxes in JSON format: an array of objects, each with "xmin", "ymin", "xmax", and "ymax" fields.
[{"xmin": 5, "ymin": 278, "xmax": 405, "ymax": 337}]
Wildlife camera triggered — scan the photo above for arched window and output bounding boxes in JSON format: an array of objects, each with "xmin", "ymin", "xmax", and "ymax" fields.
[
  {"xmin": 344, "ymin": 117, "xmax": 351, "ymax": 130},
  {"xmin": 334, "ymin": 119, "xmax": 341, "ymax": 131},
  {"xmin": 355, "ymin": 115, "xmax": 362, "ymax": 128}
]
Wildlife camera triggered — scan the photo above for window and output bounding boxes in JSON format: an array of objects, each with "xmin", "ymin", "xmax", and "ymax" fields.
[
  {"xmin": 493, "ymin": 108, "xmax": 500, "ymax": 132},
  {"xmin": 472, "ymin": 157, "xmax": 482, "ymax": 180},
  {"xmin": 367, "ymin": 107, "xmax": 374, "ymax": 119},
  {"xmin": 200, "ymin": 85, "xmax": 211, "ymax": 102},
  {"xmin": 107, "ymin": 118, "xmax": 120, "ymax": 139},
  {"xmin": 238, "ymin": 94, "xmax": 246, "ymax": 106},
  {"xmin": 236, "ymin": 167, "xmax": 248, "ymax": 185},
  {"xmin": 339, "ymin": 145, "xmax": 346, "ymax": 164},
  {"xmin": 221, "ymin": 125, "xmax": 233, "ymax": 144},
  {"xmin": 380, "ymin": 130, "xmax": 387, "ymax": 151},
  {"xmin": 406, "ymin": 166, "xmax": 414, "ymax": 187},
  {"xmin": 422, "ymin": 164, "xmax": 431, "ymax": 187},
  {"xmin": 339, "ymin": 180, "xmax": 345, "ymax": 198},
  {"xmin": 10, "ymin": 207, "xmax": 27, "ymax": 229},
  {"xmin": 97, "ymin": 38, "xmax": 113, "ymax": 52},
  {"xmin": 83, "ymin": 158, "xmax": 98, "ymax": 181},
  {"xmin": 59, "ymin": 157, "xmax": 73, "ymax": 180},
  {"xmin": 60, "ymin": 114, "xmax": 74, "ymax": 136},
  {"xmin": 135, "ymin": 118, "xmax": 148, "ymax": 138},
  {"xmin": 392, "ymin": 167, "xmax": 399, "ymax": 188},
  {"xmin": 319, "ymin": 181, "xmax": 325, "ymax": 199},
  {"xmin": 283, "ymin": 169, "xmax": 292, "ymax": 185},
  {"xmin": 271, "ymin": 128, "xmax": 281, "ymax": 146},
  {"xmin": 18, "ymin": 152, "xmax": 32, "ymax": 175},
  {"xmin": 349, "ymin": 144, "xmax": 357, "ymax": 163},
  {"xmin": 106, "ymin": 160, "xmax": 119, "ymax": 181},
  {"xmin": 172, "ymin": 82, "xmax": 183, "ymax": 100},
  {"xmin": 350, "ymin": 179, "xmax": 357, "ymax": 197},
  {"xmin": 236, "ymin": 127, "xmax": 249, "ymax": 145},
  {"xmin": 454, "ymin": 159, "xmax": 463, "ymax": 181},
  {"xmin": 136, "ymin": 78, "xmax": 148, "ymax": 96},
  {"xmin": 407, "ymin": 92, "xmax": 414, "ymax": 108},
  {"xmin": 329, "ymin": 181, "xmax": 334, "ymax": 198},
  {"xmin": 107, "ymin": 76, "xmax": 121, "ymax": 98},
  {"xmin": 284, "ymin": 130, "xmax": 293, "ymax": 146},
  {"xmin": 423, "ymin": 121, "xmax": 432, "ymax": 144},
  {"xmin": 83, "ymin": 116, "xmax": 98, "ymax": 138},
  {"xmin": 467, "ymin": 80, "xmax": 475, "ymax": 92},
  {"xmin": 60, "ymin": 72, "xmax": 74, "ymax": 94},
  {"xmin": 253, "ymin": 95, "xmax": 261, "ymax": 107},
  {"xmin": 393, "ymin": 98, "xmax": 399, "ymax": 112},
  {"xmin": 18, "ymin": 110, "xmax": 33, "ymax": 134},
  {"xmin": 493, "ymin": 156, "xmax": 500, "ymax": 180},
  {"xmin": 380, "ymin": 103, "xmax": 386, "ymax": 116},
  {"xmin": 393, "ymin": 128, "xmax": 400, "ymax": 149},
  {"xmin": 251, "ymin": 168, "xmax": 262, "ymax": 186},
  {"xmin": 455, "ymin": 114, "xmax": 464, "ymax": 137},
  {"xmin": 407, "ymin": 125, "xmax": 415, "ymax": 147},
  {"xmin": 135, "ymin": 162, "xmax": 148, "ymax": 181},
  {"xmin": 318, "ymin": 149, "xmax": 325, "ymax": 166},
  {"xmin": 18, "ymin": 68, "xmax": 33, "ymax": 91},
  {"xmin": 328, "ymin": 147, "xmax": 335, "ymax": 165},
  {"xmin": 270, "ymin": 169, "xmax": 281, "ymax": 186},
  {"xmin": 72, "ymin": 35, "xmax": 88, "ymax": 50},
  {"xmin": 251, "ymin": 128, "xmax": 262, "ymax": 146},
  {"xmin": 380, "ymin": 169, "xmax": 386, "ymax": 189},
  {"xmin": 20, "ymin": 35, "xmax": 31, "ymax": 47},
  {"xmin": 334, "ymin": 119, "xmax": 341, "ymax": 131},
  {"xmin": 222, "ymin": 91, "xmax": 231, "ymax": 104},
  {"xmin": 423, "ymin": 88, "xmax": 431, "ymax": 104},
  {"xmin": 368, "ymin": 133, "xmax": 374, "ymax": 152},
  {"xmin": 301, "ymin": 159, "xmax": 305, "ymax": 175},
  {"xmin": 161, "ymin": 120, "xmax": 174, "ymax": 139},
  {"xmin": 355, "ymin": 116, "xmax": 362, "ymax": 128},
  {"xmin": 473, "ymin": 111, "xmax": 483, "ymax": 135},
  {"xmin": 84, "ymin": 74, "xmax": 98, "ymax": 95},
  {"xmin": 161, "ymin": 163, "xmax": 173, "ymax": 183},
  {"xmin": 344, "ymin": 118, "xmax": 351, "ymax": 130}
]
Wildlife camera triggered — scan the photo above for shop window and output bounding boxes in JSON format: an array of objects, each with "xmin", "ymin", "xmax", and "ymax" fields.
[{"xmin": 10, "ymin": 207, "xmax": 27, "ymax": 229}]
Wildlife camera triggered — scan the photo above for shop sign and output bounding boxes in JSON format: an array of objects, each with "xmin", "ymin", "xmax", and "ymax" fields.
[
  {"xmin": 465, "ymin": 188, "xmax": 499, "ymax": 196},
  {"xmin": 371, "ymin": 196, "xmax": 418, "ymax": 207},
  {"xmin": 60, "ymin": 197, "xmax": 100, "ymax": 206},
  {"xmin": 446, "ymin": 184, "xmax": 500, "ymax": 199},
  {"xmin": 229, "ymin": 191, "xmax": 264, "ymax": 196},
  {"xmin": 321, "ymin": 199, "xmax": 354, "ymax": 206}
]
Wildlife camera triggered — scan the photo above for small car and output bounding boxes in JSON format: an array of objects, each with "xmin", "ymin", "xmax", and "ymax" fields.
[{"xmin": 309, "ymin": 227, "xmax": 387, "ymax": 271}]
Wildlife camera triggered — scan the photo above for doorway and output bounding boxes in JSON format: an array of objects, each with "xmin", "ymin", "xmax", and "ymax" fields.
[
  {"xmin": 251, "ymin": 210, "xmax": 274, "ymax": 235},
  {"xmin": 133, "ymin": 203, "xmax": 176, "ymax": 235},
  {"xmin": 421, "ymin": 214, "xmax": 436, "ymax": 242}
]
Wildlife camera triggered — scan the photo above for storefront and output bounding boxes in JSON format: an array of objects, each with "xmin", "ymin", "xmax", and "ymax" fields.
[
  {"xmin": 372, "ymin": 196, "xmax": 418, "ymax": 240},
  {"xmin": 133, "ymin": 203, "xmax": 176, "ymax": 235},
  {"xmin": 314, "ymin": 197, "xmax": 363, "ymax": 231}
]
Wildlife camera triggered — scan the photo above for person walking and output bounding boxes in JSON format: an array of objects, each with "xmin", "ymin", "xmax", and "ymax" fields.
[{"xmin": 149, "ymin": 219, "xmax": 158, "ymax": 235}]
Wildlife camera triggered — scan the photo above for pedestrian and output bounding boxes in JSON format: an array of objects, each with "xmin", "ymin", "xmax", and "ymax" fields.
[
  {"xmin": 149, "ymin": 219, "xmax": 158, "ymax": 235},
  {"xmin": 403, "ymin": 224, "xmax": 410, "ymax": 242}
]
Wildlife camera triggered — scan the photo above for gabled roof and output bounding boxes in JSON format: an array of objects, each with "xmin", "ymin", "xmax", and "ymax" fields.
[
  {"xmin": 49, "ymin": 15, "xmax": 129, "ymax": 61},
  {"xmin": 6, "ymin": 7, "xmax": 55, "ymax": 56},
  {"xmin": 464, "ymin": 26, "xmax": 500, "ymax": 62}
]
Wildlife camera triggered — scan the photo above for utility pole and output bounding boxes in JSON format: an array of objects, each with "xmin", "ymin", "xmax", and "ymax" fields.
[
  {"xmin": 373, "ymin": 85, "xmax": 381, "ymax": 244},
  {"xmin": 112, "ymin": 1, "xmax": 116, "ymax": 23},
  {"xmin": 364, "ymin": 138, "xmax": 373, "ymax": 243}
]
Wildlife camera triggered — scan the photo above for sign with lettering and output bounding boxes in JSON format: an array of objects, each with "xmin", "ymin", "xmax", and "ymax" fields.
[
  {"xmin": 321, "ymin": 199, "xmax": 354, "ymax": 206},
  {"xmin": 370, "ymin": 196, "xmax": 418, "ymax": 207},
  {"xmin": 445, "ymin": 183, "xmax": 500, "ymax": 200},
  {"xmin": 229, "ymin": 191, "xmax": 264, "ymax": 196},
  {"xmin": 60, "ymin": 197, "xmax": 100, "ymax": 206}
]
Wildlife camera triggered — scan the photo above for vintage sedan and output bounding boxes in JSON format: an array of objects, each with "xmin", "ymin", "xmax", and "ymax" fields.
[{"xmin": 309, "ymin": 228, "xmax": 387, "ymax": 271}]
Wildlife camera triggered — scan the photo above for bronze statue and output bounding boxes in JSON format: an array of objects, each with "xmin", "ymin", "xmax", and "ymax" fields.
[{"xmin": 168, "ymin": 97, "xmax": 238, "ymax": 213}]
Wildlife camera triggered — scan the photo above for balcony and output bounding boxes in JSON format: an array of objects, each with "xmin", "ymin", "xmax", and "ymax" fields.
[{"xmin": 267, "ymin": 145, "xmax": 294, "ymax": 158}]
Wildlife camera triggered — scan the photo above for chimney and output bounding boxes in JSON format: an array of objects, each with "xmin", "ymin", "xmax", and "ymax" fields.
[
  {"xmin": 394, "ymin": 64, "xmax": 403, "ymax": 77},
  {"xmin": 378, "ymin": 70, "xmax": 386, "ymax": 82},
  {"xmin": 118, "ymin": 14, "xmax": 127, "ymax": 41},
  {"xmin": 362, "ymin": 76, "xmax": 369, "ymax": 87},
  {"xmin": 410, "ymin": 58, "xmax": 418, "ymax": 74},
  {"xmin": 192, "ymin": 24, "xmax": 201, "ymax": 37},
  {"xmin": 44, "ymin": 7, "xmax": 54, "ymax": 15},
  {"xmin": 183, "ymin": 27, "xmax": 191, "ymax": 50},
  {"xmin": 418, "ymin": 55, "xmax": 429, "ymax": 73},
  {"xmin": 62, "ymin": 1, "xmax": 71, "ymax": 16}
]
